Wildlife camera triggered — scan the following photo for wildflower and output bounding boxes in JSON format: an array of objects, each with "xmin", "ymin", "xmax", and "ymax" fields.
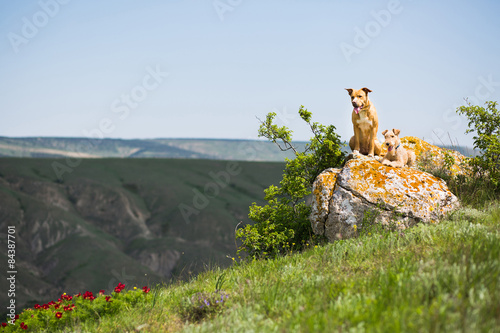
[
  {"xmin": 55, "ymin": 312, "xmax": 63, "ymax": 319},
  {"xmin": 142, "ymin": 286, "xmax": 150, "ymax": 293},
  {"xmin": 105, "ymin": 296, "xmax": 112, "ymax": 302},
  {"xmin": 114, "ymin": 282, "xmax": 126, "ymax": 293},
  {"xmin": 83, "ymin": 291, "xmax": 95, "ymax": 301},
  {"xmin": 353, "ymin": 225, "xmax": 357, "ymax": 231},
  {"xmin": 34, "ymin": 304, "xmax": 41, "ymax": 310},
  {"xmin": 42, "ymin": 304, "xmax": 49, "ymax": 309},
  {"xmin": 2, "ymin": 322, "xmax": 8, "ymax": 327},
  {"xmin": 20, "ymin": 322, "xmax": 28, "ymax": 330},
  {"xmin": 134, "ymin": 286, "xmax": 137, "ymax": 290},
  {"xmin": 99, "ymin": 290, "xmax": 105, "ymax": 295}
]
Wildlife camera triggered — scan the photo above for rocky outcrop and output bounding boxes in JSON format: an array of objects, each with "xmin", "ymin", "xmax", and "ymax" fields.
[
  {"xmin": 131, "ymin": 249, "xmax": 181, "ymax": 278},
  {"xmin": 310, "ymin": 142, "xmax": 460, "ymax": 242},
  {"xmin": 391, "ymin": 136, "xmax": 470, "ymax": 176},
  {"xmin": 67, "ymin": 181, "xmax": 152, "ymax": 240}
]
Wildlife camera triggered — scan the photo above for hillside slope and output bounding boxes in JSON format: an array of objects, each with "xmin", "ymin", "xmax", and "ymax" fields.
[
  {"xmin": 0, "ymin": 158, "xmax": 284, "ymax": 311},
  {"xmin": 3, "ymin": 202, "xmax": 499, "ymax": 332}
]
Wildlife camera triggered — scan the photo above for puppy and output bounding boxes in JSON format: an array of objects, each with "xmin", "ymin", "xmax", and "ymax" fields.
[
  {"xmin": 380, "ymin": 129, "xmax": 416, "ymax": 168},
  {"xmin": 346, "ymin": 88, "xmax": 382, "ymax": 157}
]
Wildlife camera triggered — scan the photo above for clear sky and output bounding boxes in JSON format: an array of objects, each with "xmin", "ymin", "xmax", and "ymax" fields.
[{"xmin": 1, "ymin": 0, "xmax": 499, "ymax": 147}]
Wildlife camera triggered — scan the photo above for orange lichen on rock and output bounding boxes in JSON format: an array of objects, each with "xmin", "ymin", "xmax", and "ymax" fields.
[
  {"xmin": 310, "ymin": 168, "xmax": 341, "ymax": 235},
  {"xmin": 400, "ymin": 136, "xmax": 471, "ymax": 176},
  {"xmin": 310, "ymin": 141, "xmax": 461, "ymax": 243}
]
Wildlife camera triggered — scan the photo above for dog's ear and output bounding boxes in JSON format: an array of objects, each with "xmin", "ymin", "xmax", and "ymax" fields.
[
  {"xmin": 361, "ymin": 88, "xmax": 372, "ymax": 94},
  {"xmin": 382, "ymin": 130, "xmax": 388, "ymax": 135},
  {"xmin": 393, "ymin": 129, "xmax": 401, "ymax": 136},
  {"xmin": 345, "ymin": 88, "xmax": 353, "ymax": 95}
]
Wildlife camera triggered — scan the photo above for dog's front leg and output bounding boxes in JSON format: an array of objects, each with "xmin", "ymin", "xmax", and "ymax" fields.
[
  {"xmin": 352, "ymin": 126, "xmax": 361, "ymax": 154},
  {"xmin": 367, "ymin": 129, "xmax": 376, "ymax": 157}
]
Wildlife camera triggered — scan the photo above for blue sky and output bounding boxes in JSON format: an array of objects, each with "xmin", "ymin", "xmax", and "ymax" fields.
[{"xmin": 1, "ymin": 0, "xmax": 499, "ymax": 147}]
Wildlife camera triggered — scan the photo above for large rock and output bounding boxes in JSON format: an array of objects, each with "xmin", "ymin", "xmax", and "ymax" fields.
[
  {"xmin": 310, "ymin": 146, "xmax": 460, "ymax": 242},
  {"xmin": 390, "ymin": 136, "xmax": 470, "ymax": 176}
]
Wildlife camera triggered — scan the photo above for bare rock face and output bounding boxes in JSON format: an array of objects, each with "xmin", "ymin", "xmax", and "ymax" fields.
[{"xmin": 310, "ymin": 146, "xmax": 460, "ymax": 242}]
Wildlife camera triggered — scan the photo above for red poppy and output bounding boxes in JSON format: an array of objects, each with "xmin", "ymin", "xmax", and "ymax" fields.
[
  {"xmin": 55, "ymin": 312, "xmax": 63, "ymax": 319},
  {"xmin": 1, "ymin": 323, "xmax": 7, "ymax": 327},
  {"xmin": 114, "ymin": 286, "xmax": 122, "ymax": 293},
  {"xmin": 34, "ymin": 304, "xmax": 41, "ymax": 310},
  {"xmin": 20, "ymin": 322, "xmax": 28, "ymax": 330},
  {"xmin": 83, "ymin": 291, "xmax": 95, "ymax": 301},
  {"xmin": 105, "ymin": 296, "xmax": 112, "ymax": 302},
  {"xmin": 42, "ymin": 304, "xmax": 49, "ymax": 309},
  {"xmin": 142, "ymin": 286, "xmax": 150, "ymax": 293}
]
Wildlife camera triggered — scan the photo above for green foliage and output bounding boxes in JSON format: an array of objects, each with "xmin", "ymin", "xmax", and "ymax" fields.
[
  {"xmin": 236, "ymin": 106, "xmax": 346, "ymax": 259},
  {"xmin": 457, "ymin": 101, "xmax": 500, "ymax": 190}
]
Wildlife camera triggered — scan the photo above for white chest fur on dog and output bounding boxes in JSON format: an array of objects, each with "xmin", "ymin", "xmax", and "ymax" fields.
[{"xmin": 356, "ymin": 112, "xmax": 373, "ymax": 131}]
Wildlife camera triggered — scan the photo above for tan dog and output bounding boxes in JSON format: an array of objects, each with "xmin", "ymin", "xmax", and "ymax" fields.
[
  {"xmin": 380, "ymin": 129, "xmax": 416, "ymax": 168},
  {"xmin": 346, "ymin": 88, "xmax": 381, "ymax": 157}
]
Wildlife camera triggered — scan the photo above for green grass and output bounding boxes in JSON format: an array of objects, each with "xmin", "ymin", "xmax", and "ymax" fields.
[{"xmin": 6, "ymin": 202, "xmax": 499, "ymax": 332}]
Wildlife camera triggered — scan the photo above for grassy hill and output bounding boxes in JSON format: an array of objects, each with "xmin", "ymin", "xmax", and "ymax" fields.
[
  {"xmin": 0, "ymin": 137, "xmax": 476, "ymax": 161},
  {"xmin": 0, "ymin": 158, "xmax": 285, "ymax": 314},
  {"xmin": 3, "ymin": 202, "xmax": 499, "ymax": 332},
  {"xmin": 0, "ymin": 137, "xmax": 310, "ymax": 161}
]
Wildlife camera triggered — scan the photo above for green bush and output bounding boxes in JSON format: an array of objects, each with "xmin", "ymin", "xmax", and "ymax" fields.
[
  {"xmin": 454, "ymin": 101, "xmax": 500, "ymax": 200},
  {"xmin": 457, "ymin": 101, "xmax": 500, "ymax": 188},
  {"xmin": 236, "ymin": 106, "xmax": 346, "ymax": 259}
]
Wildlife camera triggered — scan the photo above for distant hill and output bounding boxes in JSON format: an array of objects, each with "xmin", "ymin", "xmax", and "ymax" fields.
[
  {"xmin": 0, "ymin": 158, "xmax": 285, "ymax": 312},
  {"xmin": 0, "ymin": 137, "xmax": 311, "ymax": 161},
  {"xmin": 0, "ymin": 137, "xmax": 475, "ymax": 160}
]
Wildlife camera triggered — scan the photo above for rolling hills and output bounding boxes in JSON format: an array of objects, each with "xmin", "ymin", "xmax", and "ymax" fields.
[{"xmin": 0, "ymin": 137, "xmax": 309, "ymax": 161}]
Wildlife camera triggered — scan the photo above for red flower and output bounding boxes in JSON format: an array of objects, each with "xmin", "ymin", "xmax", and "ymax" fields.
[
  {"xmin": 105, "ymin": 296, "xmax": 112, "ymax": 302},
  {"xmin": 55, "ymin": 312, "xmax": 63, "ymax": 319},
  {"xmin": 54, "ymin": 304, "xmax": 60, "ymax": 309},
  {"xmin": 42, "ymin": 304, "xmax": 49, "ymax": 309},
  {"xmin": 1, "ymin": 323, "xmax": 7, "ymax": 327},
  {"xmin": 117, "ymin": 283, "xmax": 125, "ymax": 290},
  {"xmin": 14, "ymin": 315, "xmax": 19, "ymax": 320},
  {"xmin": 48, "ymin": 301, "xmax": 56, "ymax": 305},
  {"xmin": 20, "ymin": 322, "xmax": 28, "ymax": 330},
  {"xmin": 142, "ymin": 286, "xmax": 150, "ymax": 293},
  {"xmin": 83, "ymin": 291, "xmax": 95, "ymax": 301},
  {"xmin": 63, "ymin": 305, "xmax": 73, "ymax": 312},
  {"xmin": 34, "ymin": 304, "xmax": 41, "ymax": 310},
  {"xmin": 99, "ymin": 289, "xmax": 105, "ymax": 295},
  {"xmin": 114, "ymin": 286, "xmax": 121, "ymax": 293},
  {"xmin": 75, "ymin": 293, "xmax": 81, "ymax": 297}
]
